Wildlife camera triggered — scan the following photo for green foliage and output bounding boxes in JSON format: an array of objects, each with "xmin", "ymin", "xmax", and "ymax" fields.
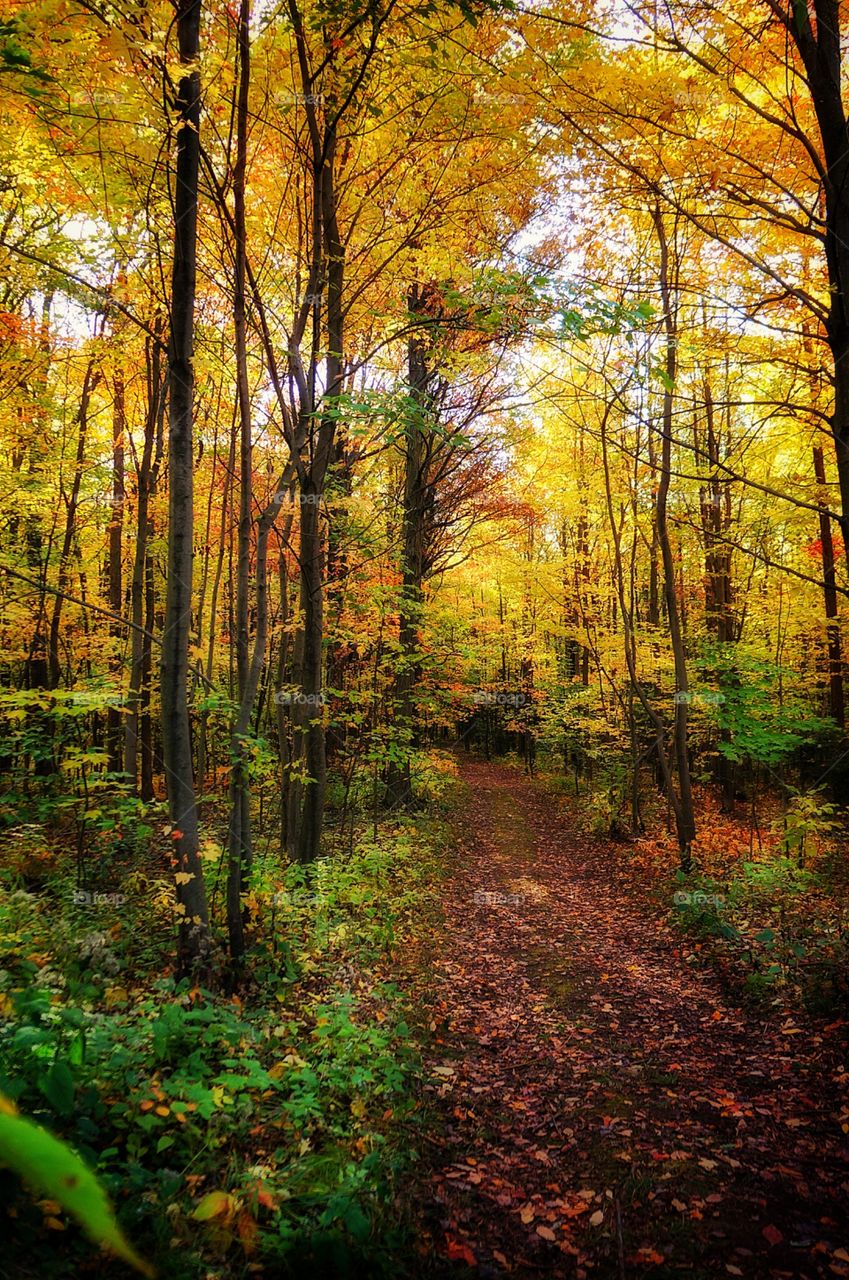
[
  {"xmin": 589, "ymin": 760, "xmax": 631, "ymax": 837},
  {"xmin": 0, "ymin": 20, "xmax": 53, "ymax": 90},
  {"xmin": 697, "ymin": 647, "xmax": 836, "ymax": 769},
  {"xmin": 670, "ymin": 855, "xmax": 849, "ymax": 1013},
  {"xmin": 553, "ymin": 281, "xmax": 654, "ymax": 340},
  {"xmin": 0, "ymin": 784, "xmax": 450, "ymax": 1276},
  {"xmin": 0, "ymin": 1095, "xmax": 152, "ymax": 1275},
  {"xmin": 774, "ymin": 790, "xmax": 839, "ymax": 865},
  {"xmin": 671, "ymin": 872, "xmax": 739, "ymax": 942}
]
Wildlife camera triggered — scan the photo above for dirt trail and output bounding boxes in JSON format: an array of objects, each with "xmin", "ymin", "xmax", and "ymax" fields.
[{"xmin": 412, "ymin": 759, "xmax": 849, "ymax": 1279}]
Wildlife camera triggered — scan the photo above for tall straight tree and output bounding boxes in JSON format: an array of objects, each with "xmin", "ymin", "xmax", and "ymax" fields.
[
  {"xmin": 652, "ymin": 205, "xmax": 696, "ymax": 869},
  {"xmin": 161, "ymin": 0, "xmax": 209, "ymax": 963},
  {"xmin": 225, "ymin": 0, "xmax": 254, "ymax": 966},
  {"xmin": 282, "ymin": 0, "xmax": 356, "ymax": 865},
  {"xmin": 384, "ymin": 283, "xmax": 433, "ymax": 810},
  {"xmin": 106, "ymin": 364, "xmax": 125, "ymax": 774}
]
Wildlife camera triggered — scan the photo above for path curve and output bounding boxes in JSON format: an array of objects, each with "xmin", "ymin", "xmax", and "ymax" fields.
[{"xmin": 412, "ymin": 758, "xmax": 849, "ymax": 1279}]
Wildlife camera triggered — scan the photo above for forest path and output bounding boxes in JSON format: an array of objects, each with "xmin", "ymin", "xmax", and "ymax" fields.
[{"xmin": 411, "ymin": 758, "xmax": 849, "ymax": 1279}]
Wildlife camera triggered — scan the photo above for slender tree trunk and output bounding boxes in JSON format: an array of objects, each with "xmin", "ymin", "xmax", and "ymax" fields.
[
  {"xmin": 294, "ymin": 488, "xmax": 327, "ymax": 861},
  {"xmin": 281, "ymin": 1, "xmax": 352, "ymax": 862},
  {"xmin": 48, "ymin": 359, "xmax": 100, "ymax": 691},
  {"xmin": 785, "ymin": 1, "xmax": 849, "ymax": 576},
  {"xmin": 140, "ymin": 542, "xmax": 157, "ymax": 802},
  {"xmin": 653, "ymin": 206, "xmax": 696, "ymax": 868},
  {"xmin": 600, "ymin": 395, "xmax": 686, "ymax": 850},
  {"xmin": 385, "ymin": 283, "xmax": 430, "ymax": 809},
  {"xmin": 291, "ymin": 118, "xmax": 344, "ymax": 863},
  {"xmin": 161, "ymin": 0, "xmax": 209, "ymax": 963},
  {"xmin": 699, "ymin": 379, "xmax": 734, "ymax": 643},
  {"xmin": 125, "ymin": 325, "xmax": 164, "ymax": 792},
  {"xmin": 276, "ymin": 552, "xmax": 293, "ymax": 848},
  {"xmin": 813, "ymin": 443, "xmax": 844, "ymax": 725},
  {"xmin": 22, "ymin": 293, "xmax": 54, "ymax": 744},
  {"xmin": 226, "ymin": 0, "xmax": 254, "ymax": 964},
  {"xmin": 325, "ymin": 428, "xmax": 354, "ymax": 763},
  {"xmin": 107, "ymin": 368, "xmax": 125, "ymax": 772}
]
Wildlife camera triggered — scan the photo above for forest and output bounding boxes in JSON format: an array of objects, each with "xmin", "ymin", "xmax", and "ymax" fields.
[{"xmin": 1, "ymin": 0, "xmax": 849, "ymax": 1275}]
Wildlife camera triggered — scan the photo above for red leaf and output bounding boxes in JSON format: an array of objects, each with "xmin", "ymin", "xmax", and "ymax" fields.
[{"xmin": 445, "ymin": 1236, "xmax": 477, "ymax": 1267}]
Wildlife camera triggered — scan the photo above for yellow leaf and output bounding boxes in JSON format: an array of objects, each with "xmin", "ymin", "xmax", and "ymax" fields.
[{"xmin": 191, "ymin": 1191, "xmax": 234, "ymax": 1222}]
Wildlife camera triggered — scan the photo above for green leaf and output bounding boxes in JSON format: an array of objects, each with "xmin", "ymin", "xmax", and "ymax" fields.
[
  {"xmin": 344, "ymin": 1200, "xmax": 371, "ymax": 1240},
  {"xmin": 38, "ymin": 1060, "xmax": 75, "ymax": 1116},
  {"xmin": 68, "ymin": 1033, "xmax": 85, "ymax": 1068},
  {"xmin": 0, "ymin": 1096, "xmax": 154, "ymax": 1276}
]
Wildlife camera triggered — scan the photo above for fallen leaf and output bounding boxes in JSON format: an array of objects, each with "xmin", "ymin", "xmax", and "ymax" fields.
[{"xmin": 445, "ymin": 1236, "xmax": 476, "ymax": 1266}]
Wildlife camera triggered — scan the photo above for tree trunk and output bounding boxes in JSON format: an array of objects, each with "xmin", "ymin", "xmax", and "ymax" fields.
[
  {"xmin": 125, "ymin": 324, "xmax": 164, "ymax": 793},
  {"xmin": 226, "ymin": 0, "xmax": 254, "ymax": 964},
  {"xmin": 107, "ymin": 368, "xmax": 125, "ymax": 772},
  {"xmin": 652, "ymin": 205, "xmax": 696, "ymax": 869},
  {"xmin": 785, "ymin": 0, "xmax": 849, "ymax": 576},
  {"xmin": 48, "ymin": 358, "xmax": 100, "ymax": 691},
  {"xmin": 293, "ymin": 488, "xmax": 327, "ymax": 861},
  {"xmin": 22, "ymin": 293, "xmax": 54, "ymax": 753},
  {"xmin": 160, "ymin": 0, "xmax": 209, "ymax": 964},
  {"xmin": 385, "ymin": 283, "xmax": 430, "ymax": 809},
  {"xmin": 813, "ymin": 443, "xmax": 844, "ymax": 725}
]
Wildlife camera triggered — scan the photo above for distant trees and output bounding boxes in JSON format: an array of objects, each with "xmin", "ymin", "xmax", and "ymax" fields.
[{"xmin": 1, "ymin": 0, "xmax": 847, "ymax": 965}]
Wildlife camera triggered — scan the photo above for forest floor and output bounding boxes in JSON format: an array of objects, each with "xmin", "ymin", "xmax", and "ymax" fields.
[{"xmin": 407, "ymin": 758, "xmax": 849, "ymax": 1280}]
